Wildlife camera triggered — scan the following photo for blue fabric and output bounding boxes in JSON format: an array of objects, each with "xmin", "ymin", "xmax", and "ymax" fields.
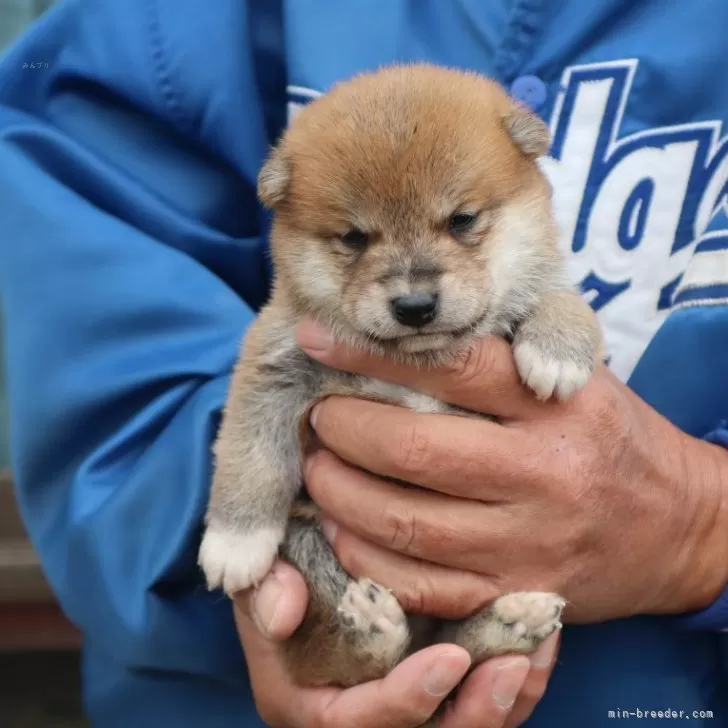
[
  {"xmin": 0, "ymin": 305, "xmax": 8, "ymax": 470},
  {"xmin": 1, "ymin": 0, "xmax": 727, "ymax": 725},
  {"xmin": 82, "ymin": 644, "xmax": 268, "ymax": 728},
  {"xmin": 535, "ymin": 618, "xmax": 728, "ymax": 726}
]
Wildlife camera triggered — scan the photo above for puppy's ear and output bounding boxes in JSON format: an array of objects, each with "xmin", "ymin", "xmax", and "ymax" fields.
[
  {"xmin": 503, "ymin": 103, "xmax": 550, "ymax": 158},
  {"xmin": 257, "ymin": 145, "xmax": 291, "ymax": 208}
]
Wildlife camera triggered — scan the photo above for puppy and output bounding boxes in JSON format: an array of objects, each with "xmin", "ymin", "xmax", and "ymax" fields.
[{"xmin": 199, "ymin": 64, "xmax": 601, "ymax": 705}]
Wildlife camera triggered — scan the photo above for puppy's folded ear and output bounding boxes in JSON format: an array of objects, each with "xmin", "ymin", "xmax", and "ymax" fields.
[
  {"xmin": 503, "ymin": 102, "xmax": 550, "ymax": 158},
  {"xmin": 258, "ymin": 145, "xmax": 291, "ymax": 208}
]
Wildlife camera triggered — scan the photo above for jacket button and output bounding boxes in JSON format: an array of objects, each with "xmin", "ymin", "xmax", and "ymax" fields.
[{"xmin": 510, "ymin": 75, "xmax": 547, "ymax": 112}]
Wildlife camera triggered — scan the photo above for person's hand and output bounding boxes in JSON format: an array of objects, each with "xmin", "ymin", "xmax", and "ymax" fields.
[
  {"xmin": 295, "ymin": 319, "xmax": 728, "ymax": 623},
  {"xmin": 235, "ymin": 560, "xmax": 560, "ymax": 727}
]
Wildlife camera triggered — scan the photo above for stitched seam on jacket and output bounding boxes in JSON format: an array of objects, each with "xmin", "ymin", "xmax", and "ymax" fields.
[{"xmin": 145, "ymin": 0, "xmax": 190, "ymax": 134}]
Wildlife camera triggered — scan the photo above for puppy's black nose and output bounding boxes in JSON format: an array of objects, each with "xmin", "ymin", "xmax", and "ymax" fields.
[{"xmin": 391, "ymin": 293, "xmax": 439, "ymax": 328}]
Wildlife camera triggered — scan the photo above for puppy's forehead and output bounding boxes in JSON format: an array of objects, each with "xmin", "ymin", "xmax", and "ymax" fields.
[{"xmin": 284, "ymin": 66, "xmax": 529, "ymax": 219}]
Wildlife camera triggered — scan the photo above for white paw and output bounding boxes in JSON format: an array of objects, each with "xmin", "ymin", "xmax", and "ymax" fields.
[
  {"xmin": 514, "ymin": 340, "xmax": 592, "ymax": 401},
  {"xmin": 338, "ymin": 578, "xmax": 409, "ymax": 645},
  {"xmin": 198, "ymin": 525, "xmax": 284, "ymax": 596},
  {"xmin": 492, "ymin": 591, "xmax": 565, "ymax": 641}
]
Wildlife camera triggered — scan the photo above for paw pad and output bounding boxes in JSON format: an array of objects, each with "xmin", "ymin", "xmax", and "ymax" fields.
[{"xmin": 337, "ymin": 578, "xmax": 408, "ymax": 643}]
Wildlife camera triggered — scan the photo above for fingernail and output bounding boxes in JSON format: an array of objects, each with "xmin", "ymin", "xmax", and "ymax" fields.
[
  {"xmin": 252, "ymin": 570, "xmax": 284, "ymax": 637},
  {"xmin": 530, "ymin": 634, "xmax": 558, "ymax": 669},
  {"xmin": 309, "ymin": 403, "xmax": 321, "ymax": 429},
  {"xmin": 492, "ymin": 657, "xmax": 530, "ymax": 710},
  {"xmin": 296, "ymin": 320, "xmax": 334, "ymax": 355},
  {"xmin": 422, "ymin": 651, "xmax": 471, "ymax": 697},
  {"xmin": 321, "ymin": 518, "xmax": 338, "ymax": 545}
]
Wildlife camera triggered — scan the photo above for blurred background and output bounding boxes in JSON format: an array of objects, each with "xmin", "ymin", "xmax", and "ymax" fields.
[
  {"xmin": 0, "ymin": 0, "xmax": 53, "ymax": 49},
  {"xmin": 1, "ymin": 3, "xmax": 86, "ymax": 726}
]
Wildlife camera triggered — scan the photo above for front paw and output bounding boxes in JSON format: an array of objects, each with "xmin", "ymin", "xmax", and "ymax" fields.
[
  {"xmin": 198, "ymin": 524, "xmax": 284, "ymax": 596},
  {"xmin": 513, "ymin": 292, "xmax": 601, "ymax": 401},
  {"xmin": 514, "ymin": 337, "xmax": 593, "ymax": 401}
]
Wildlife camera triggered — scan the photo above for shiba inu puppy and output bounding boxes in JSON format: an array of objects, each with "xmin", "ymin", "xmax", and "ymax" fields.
[{"xmin": 199, "ymin": 64, "xmax": 601, "ymax": 707}]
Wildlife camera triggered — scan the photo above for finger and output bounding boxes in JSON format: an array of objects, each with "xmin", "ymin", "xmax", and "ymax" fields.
[
  {"xmin": 236, "ymin": 601, "xmax": 471, "ymax": 728},
  {"xmin": 440, "ymin": 656, "xmax": 530, "ymax": 728},
  {"xmin": 307, "ymin": 449, "xmax": 511, "ymax": 571},
  {"xmin": 235, "ymin": 602, "xmax": 337, "ymax": 728},
  {"xmin": 233, "ymin": 560, "xmax": 309, "ymax": 641},
  {"xmin": 308, "ymin": 397, "xmax": 538, "ymax": 498},
  {"xmin": 304, "ymin": 644, "xmax": 472, "ymax": 728},
  {"xmin": 323, "ymin": 519, "xmax": 499, "ymax": 618},
  {"xmin": 507, "ymin": 633, "xmax": 560, "ymax": 727},
  {"xmin": 296, "ymin": 318, "xmax": 546, "ymax": 420}
]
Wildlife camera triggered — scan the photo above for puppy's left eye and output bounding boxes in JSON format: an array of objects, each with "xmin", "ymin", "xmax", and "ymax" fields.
[
  {"xmin": 448, "ymin": 212, "xmax": 478, "ymax": 234},
  {"xmin": 341, "ymin": 228, "xmax": 370, "ymax": 248}
]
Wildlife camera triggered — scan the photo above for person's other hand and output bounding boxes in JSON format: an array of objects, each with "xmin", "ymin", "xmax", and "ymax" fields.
[
  {"xmin": 295, "ymin": 319, "xmax": 728, "ymax": 623},
  {"xmin": 235, "ymin": 560, "xmax": 560, "ymax": 727}
]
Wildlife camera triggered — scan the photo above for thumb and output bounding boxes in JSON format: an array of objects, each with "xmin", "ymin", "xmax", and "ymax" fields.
[
  {"xmin": 234, "ymin": 560, "xmax": 309, "ymax": 641},
  {"xmin": 301, "ymin": 644, "xmax": 472, "ymax": 728}
]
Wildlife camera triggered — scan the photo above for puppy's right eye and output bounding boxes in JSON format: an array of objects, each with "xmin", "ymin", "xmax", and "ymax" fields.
[
  {"xmin": 341, "ymin": 228, "xmax": 370, "ymax": 248},
  {"xmin": 448, "ymin": 212, "xmax": 478, "ymax": 234}
]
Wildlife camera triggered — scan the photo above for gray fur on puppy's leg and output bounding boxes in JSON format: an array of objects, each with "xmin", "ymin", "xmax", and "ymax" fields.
[
  {"xmin": 198, "ymin": 312, "xmax": 321, "ymax": 596},
  {"xmin": 280, "ymin": 512, "xmax": 412, "ymax": 688},
  {"xmin": 437, "ymin": 592, "xmax": 565, "ymax": 664}
]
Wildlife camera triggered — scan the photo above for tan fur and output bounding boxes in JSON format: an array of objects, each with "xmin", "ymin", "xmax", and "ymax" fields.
[{"xmin": 199, "ymin": 65, "xmax": 602, "ymax": 720}]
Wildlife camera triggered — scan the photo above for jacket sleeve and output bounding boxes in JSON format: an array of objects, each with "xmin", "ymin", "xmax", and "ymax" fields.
[
  {"xmin": 629, "ymin": 207, "xmax": 728, "ymax": 632},
  {"xmin": 0, "ymin": 0, "xmax": 282, "ymax": 678}
]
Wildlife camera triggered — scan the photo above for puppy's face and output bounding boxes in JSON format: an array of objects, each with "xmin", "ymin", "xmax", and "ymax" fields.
[{"xmin": 260, "ymin": 65, "xmax": 559, "ymax": 356}]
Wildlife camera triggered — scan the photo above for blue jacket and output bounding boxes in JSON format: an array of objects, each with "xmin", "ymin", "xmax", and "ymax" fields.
[{"xmin": 1, "ymin": 1, "xmax": 727, "ymax": 726}]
